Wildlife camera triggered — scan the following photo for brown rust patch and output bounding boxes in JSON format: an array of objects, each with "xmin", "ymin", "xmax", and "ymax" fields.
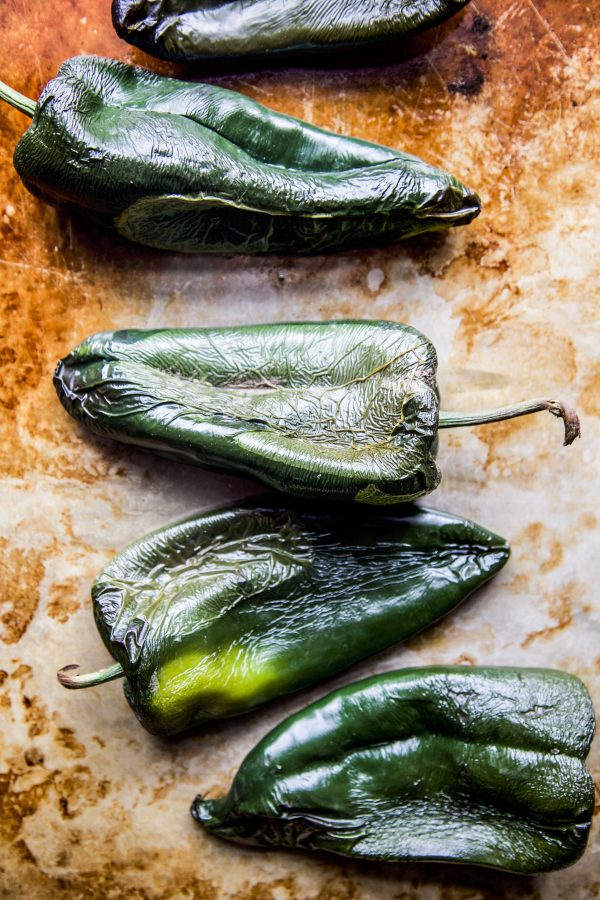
[
  {"xmin": 452, "ymin": 654, "xmax": 477, "ymax": 666},
  {"xmin": 521, "ymin": 582, "xmax": 577, "ymax": 647},
  {"xmin": 519, "ymin": 522, "xmax": 564, "ymax": 574},
  {"xmin": 454, "ymin": 285, "xmax": 521, "ymax": 355},
  {"xmin": 47, "ymin": 578, "xmax": 83, "ymax": 624},
  {"xmin": 578, "ymin": 364, "xmax": 600, "ymax": 418},
  {"xmin": 0, "ymin": 759, "xmax": 112, "ymax": 857},
  {"xmin": 11, "ymin": 662, "xmax": 33, "ymax": 684},
  {"xmin": 53, "ymin": 765, "xmax": 112, "ymax": 821},
  {"xmin": 0, "ymin": 265, "xmax": 154, "ymax": 483},
  {"xmin": 0, "ymin": 539, "xmax": 44, "ymax": 643},
  {"xmin": 0, "ymin": 769, "xmax": 54, "ymax": 844},
  {"xmin": 447, "ymin": 61, "xmax": 485, "ymax": 97},
  {"xmin": 24, "ymin": 747, "xmax": 45, "ymax": 767},
  {"xmin": 54, "ymin": 727, "xmax": 86, "ymax": 759},
  {"xmin": 22, "ymin": 693, "xmax": 50, "ymax": 739},
  {"xmin": 315, "ymin": 879, "xmax": 359, "ymax": 900}
]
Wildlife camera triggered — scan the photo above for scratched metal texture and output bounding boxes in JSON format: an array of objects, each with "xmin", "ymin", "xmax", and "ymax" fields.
[{"xmin": 0, "ymin": 1, "xmax": 598, "ymax": 898}]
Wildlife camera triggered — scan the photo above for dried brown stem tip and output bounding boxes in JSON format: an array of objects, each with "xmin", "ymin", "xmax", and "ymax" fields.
[
  {"xmin": 545, "ymin": 401, "xmax": 581, "ymax": 446},
  {"xmin": 57, "ymin": 662, "xmax": 124, "ymax": 689}
]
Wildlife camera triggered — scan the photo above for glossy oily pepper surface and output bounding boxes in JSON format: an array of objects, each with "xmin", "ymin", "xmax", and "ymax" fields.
[
  {"xmin": 0, "ymin": 55, "xmax": 480, "ymax": 255},
  {"xmin": 57, "ymin": 501, "xmax": 508, "ymax": 735},
  {"xmin": 193, "ymin": 666, "xmax": 596, "ymax": 873},
  {"xmin": 112, "ymin": 0, "xmax": 471, "ymax": 62},
  {"xmin": 54, "ymin": 320, "xmax": 580, "ymax": 505}
]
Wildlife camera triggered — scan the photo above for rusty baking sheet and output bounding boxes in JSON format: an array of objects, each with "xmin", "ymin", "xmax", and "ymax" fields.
[{"xmin": 1, "ymin": 0, "xmax": 598, "ymax": 897}]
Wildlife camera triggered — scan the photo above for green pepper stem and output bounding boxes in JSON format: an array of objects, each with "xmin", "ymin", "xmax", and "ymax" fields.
[
  {"xmin": 439, "ymin": 399, "xmax": 580, "ymax": 446},
  {"xmin": 57, "ymin": 662, "xmax": 125, "ymax": 690},
  {"xmin": 0, "ymin": 79, "xmax": 36, "ymax": 117}
]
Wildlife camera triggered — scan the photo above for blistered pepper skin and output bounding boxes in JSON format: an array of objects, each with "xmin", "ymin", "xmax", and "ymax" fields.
[
  {"xmin": 193, "ymin": 667, "xmax": 596, "ymax": 874},
  {"xmin": 112, "ymin": 0, "xmax": 471, "ymax": 63},
  {"xmin": 54, "ymin": 321, "xmax": 442, "ymax": 505},
  {"xmin": 58, "ymin": 502, "xmax": 508, "ymax": 735},
  {"xmin": 8, "ymin": 56, "xmax": 480, "ymax": 255},
  {"xmin": 53, "ymin": 320, "xmax": 581, "ymax": 506}
]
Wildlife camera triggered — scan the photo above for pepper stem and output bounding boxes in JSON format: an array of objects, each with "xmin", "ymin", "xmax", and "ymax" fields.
[
  {"xmin": 0, "ymin": 79, "xmax": 36, "ymax": 117},
  {"xmin": 439, "ymin": 399, "xmax": 580, "ymax": 446},
  {"xmin": 57, "ymin": 662, "xmax": 125, "ymax": 690}
]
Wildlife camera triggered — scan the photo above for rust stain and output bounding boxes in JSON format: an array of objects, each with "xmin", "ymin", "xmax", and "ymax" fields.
[
  {"xmin": 47, "ymin": 578, "xmax": 83, "ymax": 624},
  {"xmin": 452, "ymin": 654, "xmax": 477, "ymax": 666},
  {"xmin": 0, "ymin": 760, "xmax": 114, "ymax": 872},
  {"xmin": 24, "ymin": 747, "xmax": 45, "ymax": 767},
  {"xmin": 0, "ymin": 769, "xmax": 54, "ymax": 844},
  {"xmin": 455, "ymin": 285, "xmax": 521, "ymax": 355},
  {"xmin": 55, "ymin": 767, "xmax": 112, "ymax": 819},
  {"xmin": 0, "ymin": 539, "xmax": 44, "ymax": 643},
  {"xmin": 10, "ymin": 662, "xmax": 33, "ymax": 683},
  {"xmin": 578, "ymin": 364, "xmax": 600, "ymax": 418},
  {"xmin": 54, "ymin": 727, "xmax": 86, "ymax": 759},
  {"xmin": 314, "ymin": 879, "xmax": 359, "ymax": 900},
  {"xmin": 519, "ymin": 522, "xmax": 564, "ymax": 573},
  {"xmin": 150, "ymin": 774, "xmax": 177, "ymax": 804},
  {"xmin": 521, "ymin": 582, "xmax": 576, "ymax": 647},
  {"xmin": 22, "ymin": 693, "xmax": 51, "ymax": 739},
  {"xmin": 4, "ymin": 664, "xmax": 53, "ymax": 739}
]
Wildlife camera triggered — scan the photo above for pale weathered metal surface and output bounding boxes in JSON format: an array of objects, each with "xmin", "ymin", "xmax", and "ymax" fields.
[{"xmin": 0, "ymin": 0, "xmax": 598, "ymax": 897}]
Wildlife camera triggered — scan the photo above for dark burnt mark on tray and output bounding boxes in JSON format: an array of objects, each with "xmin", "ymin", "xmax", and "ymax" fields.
[{"xmin": 448, "ymin": 62, "xmax": 485, "ymax": 96}]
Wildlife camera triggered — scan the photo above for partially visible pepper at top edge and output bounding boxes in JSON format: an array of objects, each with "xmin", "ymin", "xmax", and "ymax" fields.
[
  {"xmin": 0, "ymin": 55, "xmax": 480, "ymax": 254},
  {"xmin": 193, "ymin": 666, "xmax": 596, "ymax": 874},
  {"xmin": 112, "ymin": 0, "xmax": 471, "ymax": 63},
  {"xmin": 57, "ymin": 500, "xmax": 508, "ymax": 736},
  {"xmin": 53, "ymin": 321, "xmax": 580, "ymax": 505}
]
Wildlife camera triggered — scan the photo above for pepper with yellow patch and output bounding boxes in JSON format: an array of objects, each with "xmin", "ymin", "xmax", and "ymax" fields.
[{"xmin": 58, "ymin": 499, "xmax": 509, "ymax": 736}]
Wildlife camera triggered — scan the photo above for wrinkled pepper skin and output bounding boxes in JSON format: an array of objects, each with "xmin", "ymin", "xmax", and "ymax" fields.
[
  {"xmin": 9, "ymin": 56, "xmax": 480, "ymax": 255},
  {"xmin": 54, "ymin": 321, "xmax": 442, "ymax": 504},
  {"xmin": 113, "ymin": 0, "xmax": 471, "ymax": 63},
  {"xmin": 193, "ymin": 667, "xmax": 596, "ymax": 874},
  {"xmin": 58, "ymin": 502, "xmax": 508, "ymax": 735},
  {"xmin": 53, "ymin": 320, "xmax": 580, "ymax": 506}
]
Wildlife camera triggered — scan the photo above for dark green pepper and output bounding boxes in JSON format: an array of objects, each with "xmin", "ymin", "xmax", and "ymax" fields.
[
  {"xmin": 57, "ymin": 501, "xmax": 508, "ymax": 736},
  {"xmin": 193, "ymin": 666, "xmax": 596, "ymax": 874},
  {"xmin": 54, "ymin": 321, "xmax": 580, "ymax": 506},
  {"xmin": 112, "ymin": 0, "xmax": 471, "ymax": 63},
  {"xmin": 0, "ymin": 56, "xmax": 480, "ymax": 255}
]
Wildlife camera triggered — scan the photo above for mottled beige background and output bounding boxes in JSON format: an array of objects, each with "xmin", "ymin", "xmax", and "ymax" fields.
[{"xmin": 0, "ymin": 1, "xmax": 598, "ymax": 897}]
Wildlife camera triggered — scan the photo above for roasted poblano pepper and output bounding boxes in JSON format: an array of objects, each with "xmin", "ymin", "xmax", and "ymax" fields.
[
  {"xmin": 193, "ymin": 666, "xmax": 596, "ymax": 874},
  {"xmin": 112, "ymin": 0, "xmax": 471, "ymax": 63},
  {"xmin": 57, "ymin": 501, "xmax": 508, "ymax": 736},
  {"xmin": 54, "ymin": 321, "xmax": 580, "ymax": 506},
  {"xmin": 0, "ymin": 56, "xmax": 480, "ymax": 255}
]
